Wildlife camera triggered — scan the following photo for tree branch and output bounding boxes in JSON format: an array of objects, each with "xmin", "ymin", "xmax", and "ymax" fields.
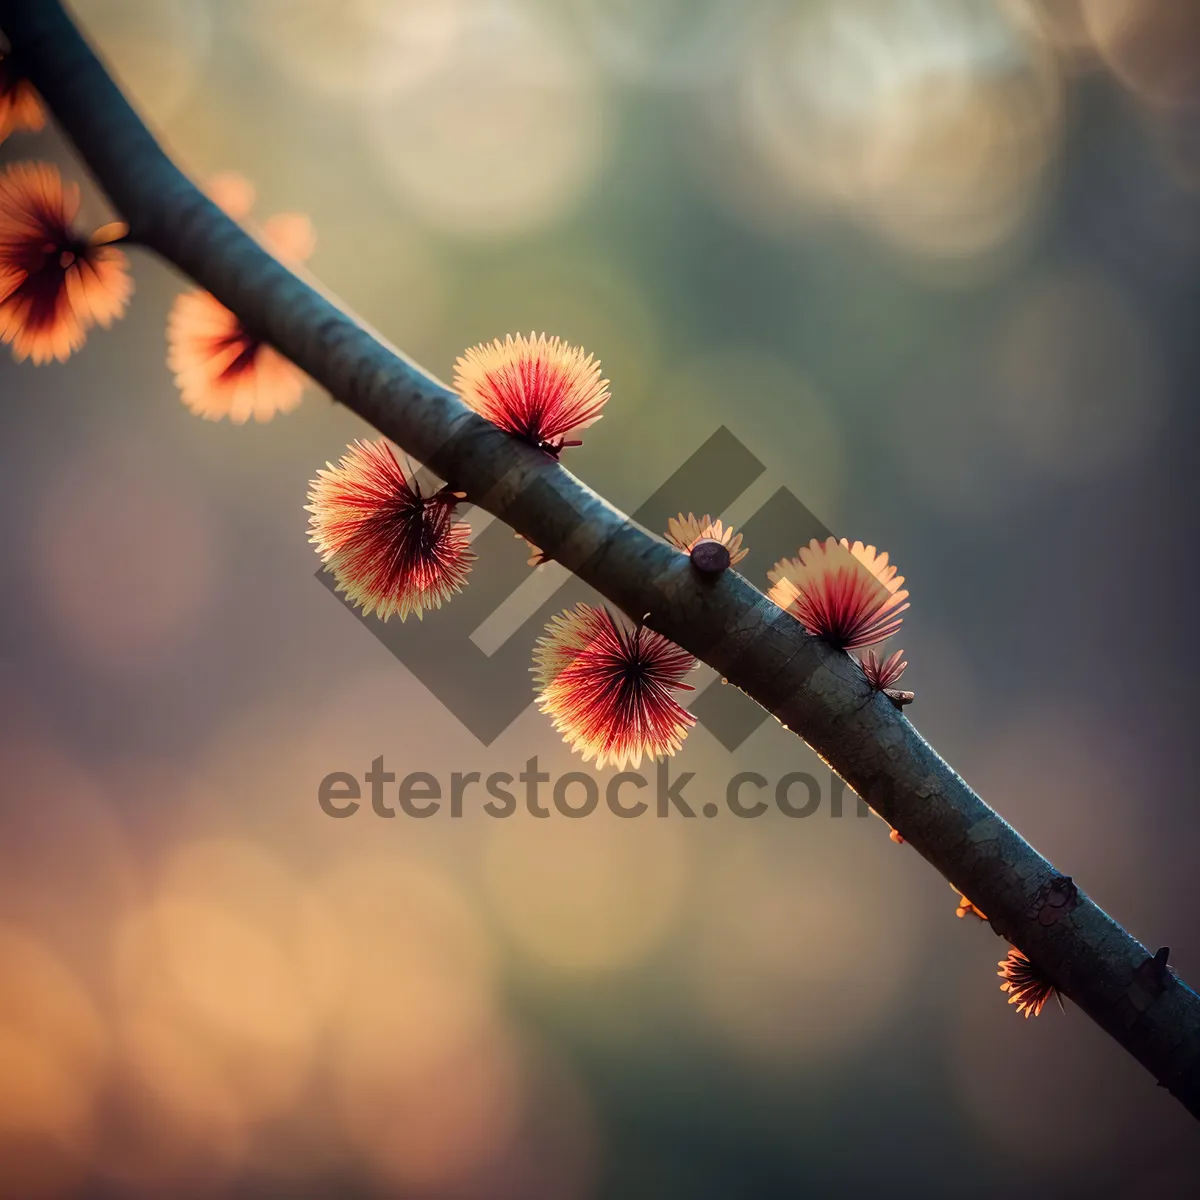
[{"xmin": 6, "ymin": 0, "xmax": 1199, "ymax": 1118}]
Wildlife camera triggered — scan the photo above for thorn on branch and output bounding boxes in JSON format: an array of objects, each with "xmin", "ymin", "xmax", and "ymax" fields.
[
  {"xmin": 1130, "ymin": 946, "xmax": 1175, "ymax": 1004},
  {"xmin": 885, "ymin": 688, "xmax": 915, "ymax": 708}
]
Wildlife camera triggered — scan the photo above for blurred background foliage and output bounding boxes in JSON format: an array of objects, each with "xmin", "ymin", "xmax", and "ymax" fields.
[{"xmin": 2, "ymin": 0, "xmax": 1200, "ymax": 1195}]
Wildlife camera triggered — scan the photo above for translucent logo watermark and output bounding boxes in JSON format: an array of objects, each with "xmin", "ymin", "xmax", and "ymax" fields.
[
  {"xmin": 315, "ymin": 426, "xmax": 832, "ymax": 751},
  {"xmin": 317, "ymin": 756, "xmax": 870, "ymax": 821}
]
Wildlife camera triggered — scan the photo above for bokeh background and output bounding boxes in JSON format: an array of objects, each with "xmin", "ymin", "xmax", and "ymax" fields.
[{"xmin": 3, "ymin": 0, "xmax": 1200, "ymax": 1195}]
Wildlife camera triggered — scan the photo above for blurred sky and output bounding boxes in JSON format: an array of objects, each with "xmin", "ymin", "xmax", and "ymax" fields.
[{"xmin": 2, "ymin": 1, "xmax": 1200, "ymax": 1196}]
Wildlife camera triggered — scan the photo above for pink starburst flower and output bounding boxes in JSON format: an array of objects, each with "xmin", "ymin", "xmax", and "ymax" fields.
[
  {"xmin": 533, "ymin": 603, "xmax": 696, "ymax": 769},
  {"xmin": 767, "ymin": 537, "xmax": 909, "ymax": 650},
  {"xmin": 998, "ymin": 948, "xmax": 1062, "ymax": 1017},
  {"xmin": 0, "ymin": 162, "xmax": 131, "ymax": 363},
  {"xmin": 453, "ymin": 332, "xmax": 609, "ymax": 455},
  {"xmin": 859, "ymin": 648, "xmax": 907, "ymax": 691},
  {"xmin": 167, "ymin": 174, "xmax": 315, "ymax": 423},
  {"xmin": 665, "ymin": 512, "xmax": 748, "ymax": 566},
  {"xmin": 307, "ymin": 439, "xmax": 473, "ymax": 621},
  {"xmin": 0, "ymin": 52, "xmax": 45, "ymax": 143}
]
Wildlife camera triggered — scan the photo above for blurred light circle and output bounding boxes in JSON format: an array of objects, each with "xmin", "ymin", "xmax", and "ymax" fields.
[
  {"xmin": 319, "ymin": 857, "xmax": 498, "ymax": 1074},
  {"xmin": 1082, "ymin": 0, "xmax": 1200, "ymax": 109},
  {"xmin": 70, "ymin": 0, "xmax": 212, "ymax": 124},
  {"xmin": 726, "ymin": 0, "xmax": 1059, "ymax": 264},
  {"xmin": 158, "ymin": 838, "xmax": 347, "ymax": 1021},
  {"xmin": 31, "ymin": 439, "xmax": 218, "ymax": 674},
  {"xmin": 883, "ymin": 345, "xmax": 1029, "ymax": 520},
  {"xmin": 0, "ymin": 928, "xmax": 108, "ymax": 1141},
  {"xmin": 335, "ymin": 1017, "xmax": 523, "ymax": 1189},
  {"xmin": 111, "ymin": 854, "xmax": 327, "ymax": 1134},
  {"xmin": 1000, "ymin": 0, "xmax": 1095, "ymax": 53},
  {"xmin": 317, "ymin": 857, "xmax": 518, "ymax": 1187},
  {"xmin": 567, "ymin": 0, "xmax": 749, "ymax": 87},
  {"xmin": 366, "ymin": 5, "xmax": 606, "ymax": 237},
  {"xmin": 85, "ymin": 1072, "xmax": 242, "ymax": 1194},
  {"xmin": 482, "ymin": 815, "xmax": 687, "ymax": 975},
  {"xmin": 661, "ymin": 348, "xmax": 843, "ymax": 517},
  {"xmin": 0, "ymin": 730, "xmax": 137, "ymax": 972},
  {"xmin": 115, "ymin": 908, "xmax": 314, "ymax": 1062},
  {"xmin": 468, "ymin": 1037, "xmax": 601, "ymax": 1200},
  {"xmin": 992, "ymin": 270, "xmax": 1165, "ymax": 478},
  {"xmin": 239, "ymin": 0, "xmax": 464, "ymax": 100},
  {"xmin": 686, "ymin": 832, "xmax": 916, "ymax": 1061}
]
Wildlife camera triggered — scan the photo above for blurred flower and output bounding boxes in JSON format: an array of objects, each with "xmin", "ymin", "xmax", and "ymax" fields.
[
  {"xmin": 261, "ymin": 211, "xmax": 317, "ymax": 261},
  {"xmin": 665, "ymin": 512, "xmax": 748, "ymax": 566},
  {"xmin": 713, "ymin": 0, "xmax": 1060, "ymax": 270},
  {"xmin": 365, "ymin": 5, "xmax": 605, "ymax": 238},
  {"xmin": 768, "ymin": 537, "xmax": 909, "ymax": 650},
  {"xmin": 0, "ymin": 52, "xmax": 45, "ymax": 142},
  {"xmin": 533, "ymin": 603, "xmax": 695, "ymax": 768},
  {"xmin": 483, "ymin": 816, "xmax": 688, "ymax": 976},
  {"xmin": 859, "ymin": 647, "xmax": 907, "ymax": 691},
  {"xmin": 307, "ymin": 439, "xmax": 473, "ymax": 622},
  {"xmin": 454, "ymin": 333, "xmax": 609, "ymax": 455},
  {"xmin": 206, "ymin": 170, "xmax": 256, "ymax": 220},
  {"xmin": 167, "ymin": 293, "xmax": 306, "ymax": 423},
  {"xmin": 0, "ymin": 162, "xmax": 131, "ymax": 363},
  {"xmin": 167, "ymin": 176, "xmax": 315, "ymax": 422},
  {"xmin": 998, "ymin": 947, "xmax": 1061, "ymax": 1017}
]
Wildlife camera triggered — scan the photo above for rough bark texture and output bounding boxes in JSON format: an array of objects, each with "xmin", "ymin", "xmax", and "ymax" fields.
[{"xmin": 6, "ymin": 0, "xmax": 1200, "ymax": 1118}]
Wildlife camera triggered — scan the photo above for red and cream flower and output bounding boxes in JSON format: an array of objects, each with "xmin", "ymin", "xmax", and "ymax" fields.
[
  {"xmin": 998, "ymin": 948, "xmax": 1062, "ymax": 1017},
  {"xmin": 665, "ymin": 512, "xmax": 748, "ymax": 566},
  {"xmin": 453, "ymin": 332, "xmax": 609, "ymax": 454},
  {"xmin": 0, "ymin": 162, "xmax": 131, "ymax": 363},
  {"xmin": 0, "ymin": 52, "xmax": 45, "ymax": 143},
  {"xmin": 167, "ymin": 172, "xmax": 315, "ymax": 423},
  {"xmin": 768, "ymin": 537, "xmax": 909, "ymax": 650},
  {"xmin": 859, "ymin": 647, "xmax": 907, "ymax": 691},
  {"xmin": 533, "ymin": 603, "xmax": 696, "ymax": 769},
  {"xmin": 307, "ymin": 439, "xmax": 473, "ymax": 621}
]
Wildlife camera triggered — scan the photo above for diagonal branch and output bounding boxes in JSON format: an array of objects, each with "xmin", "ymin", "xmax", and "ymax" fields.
[{"xmin": 5, "ymin": 0, "xmax": 1199, "ymax": 1118}]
